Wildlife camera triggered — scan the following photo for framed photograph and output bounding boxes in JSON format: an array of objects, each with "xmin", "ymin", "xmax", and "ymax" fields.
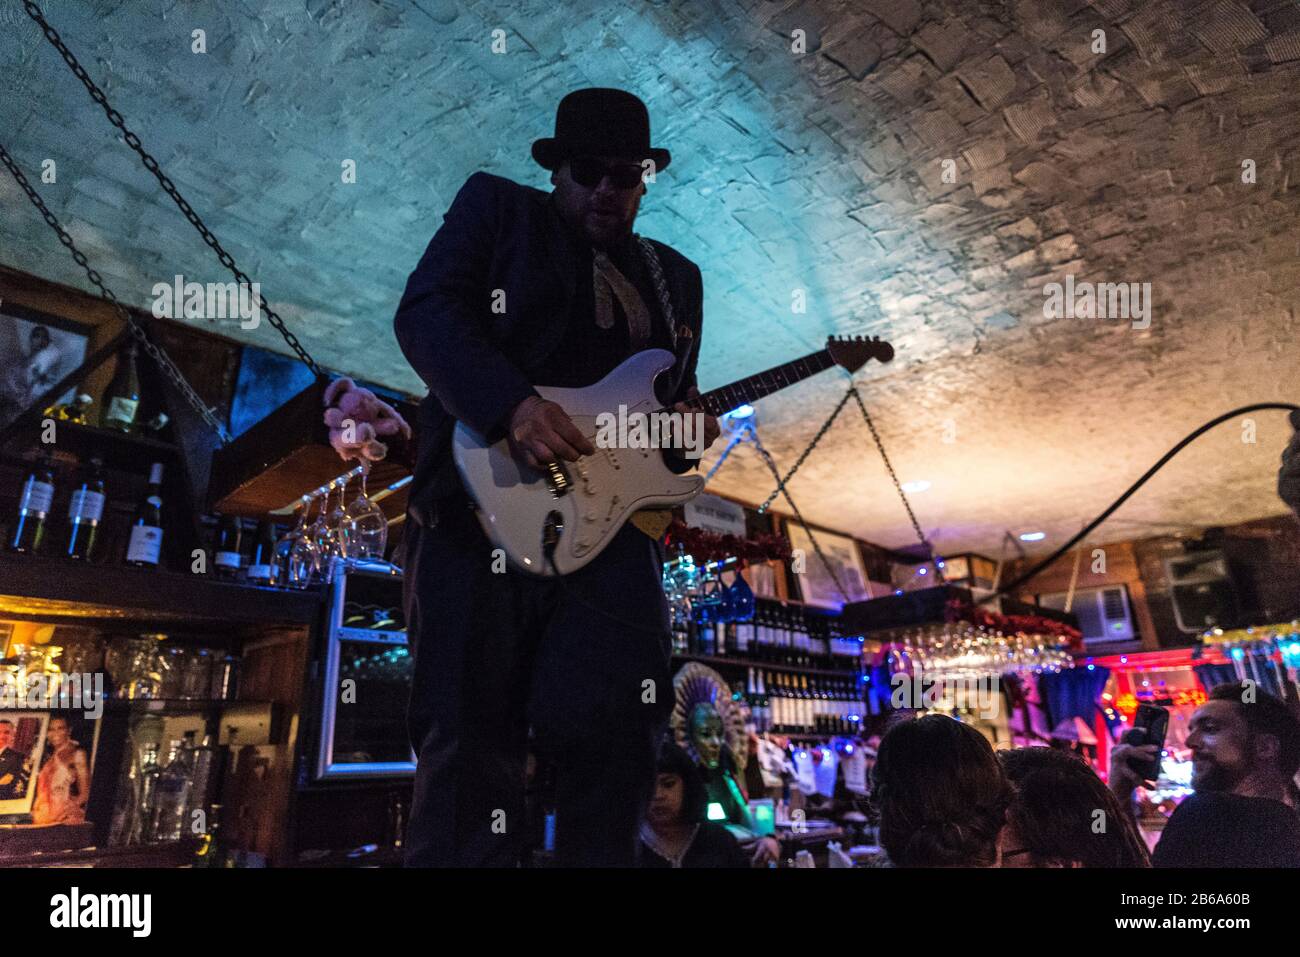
[
  {"xmin": 784, "ymin": 520, "xmax": 872, "ymax": 610},
  {"xmin": 0, "ymin": 711, "xmax": 50, "ymax": 816},
  {"xmin": 0, "ymin": 302, "xmax": 91, "ymax": 432},
  {"xmin": 30, "ymin": 711, "xmax": 100, "ymax": 826}
]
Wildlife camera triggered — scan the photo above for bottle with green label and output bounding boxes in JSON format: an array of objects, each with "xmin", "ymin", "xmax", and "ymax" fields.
[
  {"xmin": 102, "ymin": 341, "xmax": 141, "ymax": 433},
  {"xmin": 125, "ymin": 462, "xmax": 165, "ymax": 568},
  {"xmin": 65, "ymin": 457, "xmax": 106, "ymax": 561},
  {"xmin": 8, "ymin": 452, "xmax": 56, "ymax": 554}
]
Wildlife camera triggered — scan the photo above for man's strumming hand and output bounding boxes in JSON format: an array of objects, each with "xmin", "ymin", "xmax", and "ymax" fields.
[{"xmin": 507, "ymin": 395, "xmax": 595, "ymax": 471}]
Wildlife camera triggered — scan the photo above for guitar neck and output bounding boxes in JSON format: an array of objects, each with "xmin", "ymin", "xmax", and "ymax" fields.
[{"xmin": 689, "ymin": 348, "xmax": 836, "ymax": 417}]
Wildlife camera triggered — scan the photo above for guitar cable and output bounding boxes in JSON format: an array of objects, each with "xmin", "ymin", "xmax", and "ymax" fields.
[
  {"xmin": 992, "ymin": 402, "xmax": 1300, "ymax": 599},
  {"xmin": 545, "ymin": 546, "xmax": 677, "ymax": 640},
  {"xmin": 541, "ymin": 403, "xmax": 1300, "ymax": 637}
]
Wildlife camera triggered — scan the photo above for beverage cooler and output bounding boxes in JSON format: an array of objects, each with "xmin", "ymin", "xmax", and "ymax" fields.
[{"xmin": 310, "ymin": 562, "xmax": 414, "ymax": 780}]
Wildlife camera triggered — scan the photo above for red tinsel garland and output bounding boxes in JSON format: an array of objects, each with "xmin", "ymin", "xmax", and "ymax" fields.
[
  {"xmin": 945, "ymin": 597, "xmax": 1084, "ymax": 650},
  {"xmin": 663, "ymin": 518, "xmax": 791, "ymax": 567}
]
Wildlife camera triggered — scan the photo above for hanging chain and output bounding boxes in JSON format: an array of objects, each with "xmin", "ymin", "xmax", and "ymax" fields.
[
  {"xmin": 747, "ymin": 427, "xmax": 852, "ymax": 604},
  {"xmin": 756, "ymin": 384, "xmax": 855, "ymax": 513},
  {"xmin": 849, "ymin": 387, "xmax": 945, "ymax": 582},
  {"xmin": 0, "ymin": 143, "xmax": 231, "ymax": 443},
  {"xmin": 22, "ymin": 0, "xmax": 323, "ymax": 379}
]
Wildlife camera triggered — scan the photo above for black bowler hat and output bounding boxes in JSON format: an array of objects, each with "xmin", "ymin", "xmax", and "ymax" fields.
[{"xmin": 531, "ymin": 88, "xmax": 671, "ymax": 172}]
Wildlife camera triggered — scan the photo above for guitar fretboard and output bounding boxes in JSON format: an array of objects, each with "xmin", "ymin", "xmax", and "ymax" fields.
[{"xmin": 688, "ymin": 349, "xmax": 836, "ymax": 417}]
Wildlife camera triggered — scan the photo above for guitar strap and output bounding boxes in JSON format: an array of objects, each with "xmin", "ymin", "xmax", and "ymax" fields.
[{"xmin": 628, "ymin": 235, "xmax": 690, "ymax": 544}]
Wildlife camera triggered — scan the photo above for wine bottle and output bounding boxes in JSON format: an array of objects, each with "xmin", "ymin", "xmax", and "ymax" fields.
[
  {"xmin": 245, "ymin": 519, "xmax": 277, "ymax": 586},
  {"xmin": 213, "ymin": 515, "xmax": 243, "ymax": 580},
  {"xmin": 103, "ymin": 341, "xmax": 141, "ymax": 433},
  {"xmin": 8, "ymin": 453, "xmax": 56, "ymax": 554},
  {"xmin": 125, "ymin": 462, "xmax": 165, "ymax": 568},
  {"xmin": 65, "ymin": 457, "xmax": 106, "ymax": 561}
]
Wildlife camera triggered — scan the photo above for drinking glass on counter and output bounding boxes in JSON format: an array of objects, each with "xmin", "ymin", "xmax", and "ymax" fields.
[{"xmin": 106, "ymin": 637, "xmax": 164, "ymax": 700}]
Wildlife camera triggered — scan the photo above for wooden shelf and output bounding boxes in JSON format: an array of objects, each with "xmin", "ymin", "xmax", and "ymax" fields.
[{"xmin": 0, "ymin": 552, "xmax": 322, "ymax": 627}]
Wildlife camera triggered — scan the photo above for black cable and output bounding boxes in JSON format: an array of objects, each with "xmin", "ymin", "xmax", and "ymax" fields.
[
  {"xmin": 993, "ymin": 402, "xmax": 1300, "ymax": 600},
  {"xmin": 545, "ymin": 552, "xmax": 675, "ymax": 639}
]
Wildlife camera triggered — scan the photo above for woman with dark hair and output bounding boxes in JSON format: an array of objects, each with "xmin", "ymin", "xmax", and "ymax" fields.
[
  {"xmin": 638, "ymin": 742, "xmax": 751, "ymax": 868},
  {"xmin": 871, "ymin": 714, "xmax": 1010, "ymax": 867},
  {"xmin": 999, "ymin": 747, "xmax": 1150, "ymax": 868}
]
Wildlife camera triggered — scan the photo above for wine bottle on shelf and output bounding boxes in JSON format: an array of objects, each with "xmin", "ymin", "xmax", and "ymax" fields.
[
  {"xmin": 734, "ymin": 613, "xmax": 752, "ymax": 657},
  {"xmin": 213, "ymin": 515, "xmax": 243, "ymax": 581},
  {"xmin": 125, "ymin": 462, "xmax": 165, "ymax": 568},
  {"xmin": 245, "ymin": 519, "xmax": 277, "ymax": 586},
  {"xmin": 102, "ymin": 340, "xmax": 142, "ymax": 433},
  {"xmin": 149, "ymin": 735, "xmax": 195, "ymax": 842},
  {"xmin": 65, "ymin": 457, "xmax": 106, "ymax": 561},
  {"xmin": 8, "ymin": 453, "xmax": 56, "ymax": 554}
]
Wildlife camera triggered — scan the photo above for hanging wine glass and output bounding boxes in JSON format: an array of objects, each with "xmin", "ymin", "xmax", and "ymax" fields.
[
  {"xmin": 326, "ymin": 476, "xmax": 350, "ymax": 559},
  {"xmin": 274, "ymin": 496, "xmax": 312, "ymax": 587},
  {"xmin": 342, "ymin": 464, "xmax": 389, "ymax": 560},
  {"xmin": 288, "ymin": 494, "xmax": 323, "ymax": 588},
  {"xmin": 310, "ymin": 483, "xmax": 338, "ymax": 571},
  {"xmin": 728, "ymin": 567, "xmax": 756, "ymax": 622}
]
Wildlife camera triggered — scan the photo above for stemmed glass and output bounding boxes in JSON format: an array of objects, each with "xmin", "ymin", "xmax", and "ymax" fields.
[
  {"xmin": 342, "ymin": 465, "xmax": 388, "ymax": 560},
  {"xmin": 275, "ymin": 496, "xmax": 315, "ymax": 588},
  {"xmin": 293, "ymin": 494, "xmax": 327, "ymax": 587},
  {"xmin": 324, "ymin": 478, "xmax": 350, "ymax": 560},
  {"xmin": 307, "ymin": 482, "xmax": 341, "ymax": 579}
]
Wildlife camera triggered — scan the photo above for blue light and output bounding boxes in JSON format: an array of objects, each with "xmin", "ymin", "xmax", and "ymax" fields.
[
  {"xmin": 726, "ymin": 404, "xmax": 755, "ymax": 419},
  {"xmin": 1019, "ymin": 531, "xmax": 1047, "ymax": 542},
  {"xmin": 1288, "ymin": 643, "xmax": 1300, "ymax": 656},
  {"xmin": 844, "ymin": 744, "xmax": 854, "ymax": 755},
  {"xmin": 918, "ymin": 567, "xmax": 928, "ymax": 575},
  {"xmin": 1230, "ymin": 647, "xmax": 1245, "ymax": 660},
  {"xmin": 1087, "ymin": 664, "xmax": 1095, "ymax": 671}
]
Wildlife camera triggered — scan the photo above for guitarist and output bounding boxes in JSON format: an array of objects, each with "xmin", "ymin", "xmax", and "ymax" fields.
[{"xmin": 393, "ymin": 88, "xmax": 719, "ymax": 866}]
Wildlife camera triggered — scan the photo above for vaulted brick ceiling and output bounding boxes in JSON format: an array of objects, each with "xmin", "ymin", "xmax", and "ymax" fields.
[{"xmin": 2, "ymin": 0, "xmax": 1298, "ymax": 558}]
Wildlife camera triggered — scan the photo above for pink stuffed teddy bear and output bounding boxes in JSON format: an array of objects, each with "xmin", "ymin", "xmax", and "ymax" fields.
[{"xmin": 322, "ymin": 377, "xmax": 411, "ymax": 463}]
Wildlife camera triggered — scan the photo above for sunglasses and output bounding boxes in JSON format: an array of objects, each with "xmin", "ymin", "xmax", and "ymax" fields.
[{"xmin": 568, "ymin": 156, "xmax": 646, "ymax": 190}]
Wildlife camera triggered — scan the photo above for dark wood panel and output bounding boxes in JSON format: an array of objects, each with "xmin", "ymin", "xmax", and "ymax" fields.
[{"xmin": 0, "ymin": 551, "xmax": 323, "ymax": 628}]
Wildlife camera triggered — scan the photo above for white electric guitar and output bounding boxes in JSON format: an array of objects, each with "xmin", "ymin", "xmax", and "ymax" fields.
[{"xmin": 453, "ymin": 335, "xmax": 893, "ymax": 576}]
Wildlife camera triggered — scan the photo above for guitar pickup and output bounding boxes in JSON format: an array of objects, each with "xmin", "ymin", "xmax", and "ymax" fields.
[{"xmin": 543, "ymin": 460, "xmax": 573, "ymax": 498}]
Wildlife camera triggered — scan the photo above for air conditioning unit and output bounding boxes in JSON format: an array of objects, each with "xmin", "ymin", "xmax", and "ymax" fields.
[{"xmin": 1038, "ymin": 585, "xmax": 1135, "ymax": 644}]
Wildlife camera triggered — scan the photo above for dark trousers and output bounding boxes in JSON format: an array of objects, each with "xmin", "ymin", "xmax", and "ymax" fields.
[{"xmin": 402, "ymin": 497, "xmax": 673, "ymax": 867}]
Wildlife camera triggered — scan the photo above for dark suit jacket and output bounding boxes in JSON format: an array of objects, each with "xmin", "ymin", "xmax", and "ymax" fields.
[
  {"xmin": 394, "ymin": 172, "xmax": 704, "ymax": 523},
  {"xmin": 0, "ymin": 747, "xmax": 28, "ymax": 799}
]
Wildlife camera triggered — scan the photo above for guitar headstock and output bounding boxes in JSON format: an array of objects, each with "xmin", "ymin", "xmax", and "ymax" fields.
[{"xmin": 827, "ymin": 335, "xmax": 895, "ymax": 372}]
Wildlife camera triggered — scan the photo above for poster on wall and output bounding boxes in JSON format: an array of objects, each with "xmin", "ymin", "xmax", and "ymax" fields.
[
  {"xmin": 785, "ymin": 521, "xmax": 872, "ymax": 609},
  {"xmin": 0, "ymin": 711, "xmax": 50, "ymax": 817},
  {"xmin": 0, "ymin": 303, "xmax": 91, "ymax": 432},
  {"xmin": 30, "ymin": 711, "xmax": 101, "ymax": 826}
]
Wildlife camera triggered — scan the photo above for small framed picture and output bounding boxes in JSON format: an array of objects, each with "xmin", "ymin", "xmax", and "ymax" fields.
[
  {"xmin": 784, "ymin": 520, "xmax": 873, "ymax": 610},
  {"xmin": 0, "ymin": 302, "xmax": 91, "ymax": 431},
  {"xmin": 30, "ymin": 711, "xmax": 100, "ymax": 826},
  {"xmin": 0, "ymin": 711, "xmax": 50, "ymax": 817}
]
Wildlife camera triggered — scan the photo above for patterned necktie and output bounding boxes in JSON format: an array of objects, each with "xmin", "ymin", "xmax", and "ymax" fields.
[{"xmin": 592, "ymin": 249, "xmax": 652, "ymax": 349}]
